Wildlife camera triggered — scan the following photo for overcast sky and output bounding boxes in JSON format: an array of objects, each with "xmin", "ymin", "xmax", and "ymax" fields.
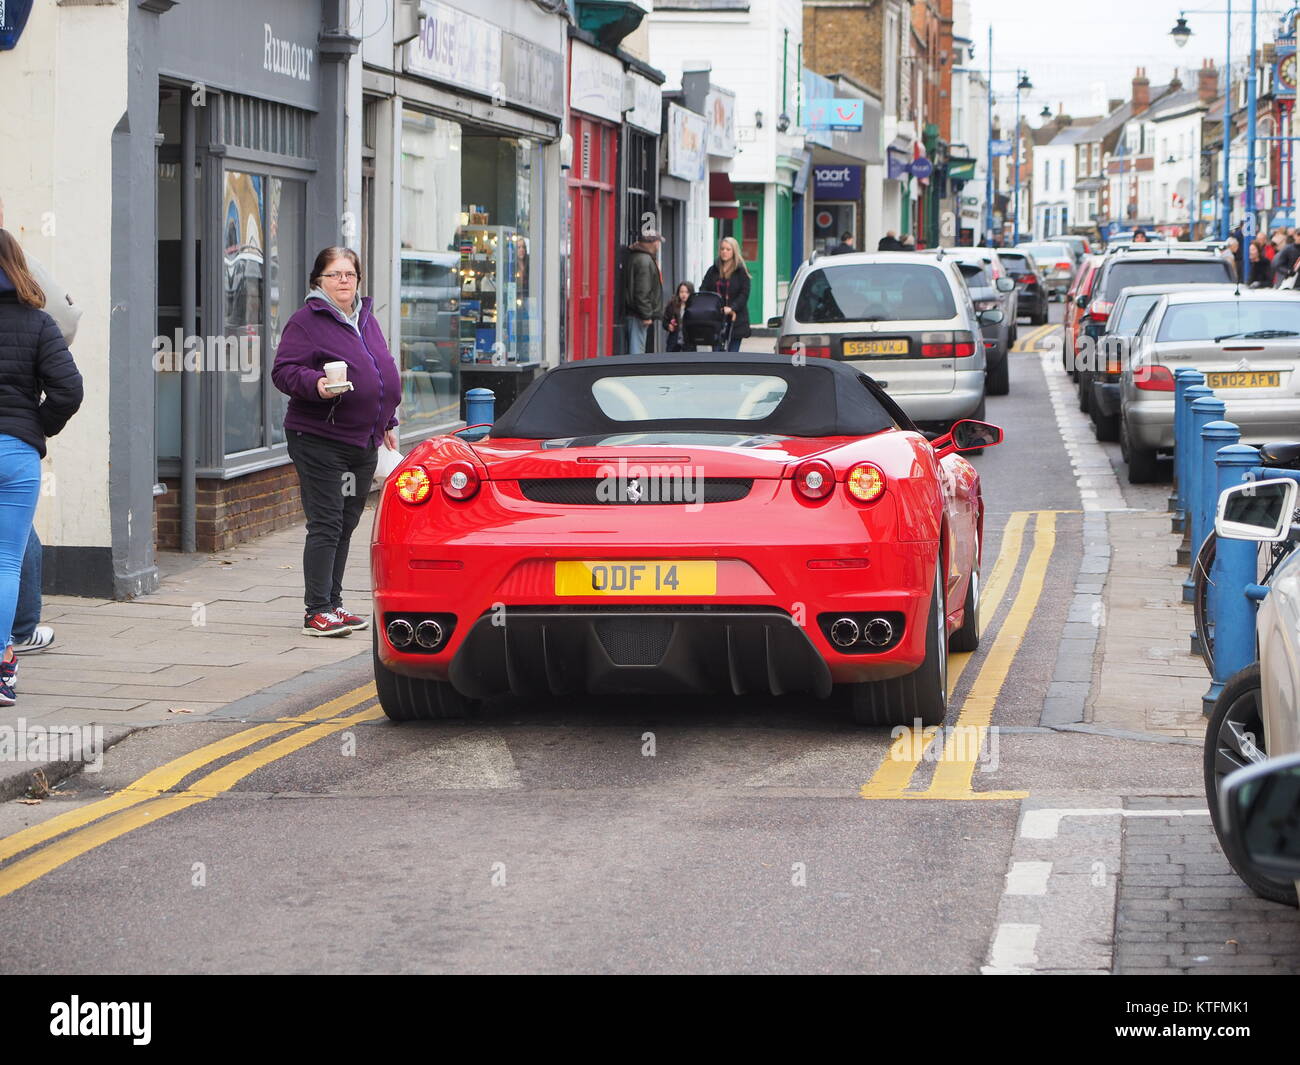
[{"xmin": 970, "ymin": 0, "xmax": 1297, "ymax": 126}]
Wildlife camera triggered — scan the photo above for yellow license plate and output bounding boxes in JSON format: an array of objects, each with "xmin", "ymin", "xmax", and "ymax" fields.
[
  {"xmin": 844, "ymin": 339, "xmax": 909, "ymax": 357},
  {"xmin": 1204, "ymin": 371, "xmax": 1280, "ymax": 389},
  {"xmin": 555, "ymin": 561, "xmax": 717, "ymax": 597}
]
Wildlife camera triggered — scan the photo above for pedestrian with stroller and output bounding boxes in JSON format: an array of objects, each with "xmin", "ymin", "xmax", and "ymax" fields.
[
  {"xmin": 700, "ymin": 237, "xmax": 751, "ymax": 352},
  {"xmin": 663, "ymin": 281, "xmax": 694, "ymax": 352},
  {"xmin": 0, "ymin": 229, "xmax": 83, "ymax": 706}
]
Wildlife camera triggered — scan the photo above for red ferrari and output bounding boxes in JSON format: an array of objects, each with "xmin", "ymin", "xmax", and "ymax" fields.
[{"xmin": 371, "ymin": 354, "xmax": 1001, "ymax": 726}]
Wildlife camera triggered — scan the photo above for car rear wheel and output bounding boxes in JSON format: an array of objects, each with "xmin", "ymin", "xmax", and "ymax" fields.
[
  {"xmin": 985, "ymin": 353, "xmax": 1010, "ymax": 396},
  {"xmin": 373, "ymin": 628, "xmax": 479, "ymax": 721},
  {"xmin": 1077, "ymin": 370, "xmax": 1093, "ymax": 413},
  {"xmin": 1122, "ymin": 414, "xmax": 1162, "ymax": 483},
  {"xmin": 1203, "ymin": 663, "xmax": 1298, "ymax": 906},
  {"xmin": 848, "ymin": 557, "xmax": 948, "ymax": 727},
  {"xmin": 1091, "ymin": 407, "xmax": 1120, "ymax": 442}
]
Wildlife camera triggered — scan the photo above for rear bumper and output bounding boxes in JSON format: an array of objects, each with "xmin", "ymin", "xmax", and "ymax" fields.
[
  {"xmin": 891, "ymin": 369, "xmax": 987, "ymax": 424},
  {"xmin": 446, "ymin": 609, "xmax": 836, "ymax": 699},
  {"xmin": 1127, "ymin": 395, "xmax": 1300, "ymax": 449}
]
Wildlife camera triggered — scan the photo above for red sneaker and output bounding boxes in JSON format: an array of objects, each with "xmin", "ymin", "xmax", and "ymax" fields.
[
  {"xmin": 303, "ymin": 611, "xmax": 352, "ymax": 637},
  {"xmin": 332, "ymin": 607, "xmax": 370, "ymax": 632}
]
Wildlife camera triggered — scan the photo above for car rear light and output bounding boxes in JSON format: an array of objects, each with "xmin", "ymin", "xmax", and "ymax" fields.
[
  {"xmin": 807, "ymin": 558, "xmax": 871, "ymax": 569},
  {"xmin": 920, "ymin": 331, "xmax": 976, "ymax": 358},
  {"xmin": 1135, "ymin": 365, "xmax": 1176, "ymax": 391},
  {"xmin": 395, "ymin": 465, "xmax": 432, "ymax": 504},
  {"xmin": 410, "ymin": 559, "xmax": 465, "ymax": 570},
  {"xmin": 974, "ymin": 299, "xmax": 999, "ymax": 311},
  {"xmin": 793, "ymin": 459, "xmax": 835, "ymax": 500},
  {"xmin": 778, "ymin": 335, "xmax": 831, "ymax": 358},
  {"xmin": 845, "ymin": 462, "xmax": 887, "ymax": 503},
  {"xmin": 1088, "ymin": 299, "xmax": 1113, "ymax": 322},
  {"xmin": 1056, "ymin": 261, "xmax": 1073, "ymax": 271},
  {"xmin": 440, "ymin": 460, "xmax": 481, "ymax": 500},
  {"xmin": 1016, "ymin": 274, "xmax": 1034, "ymax": 284}
]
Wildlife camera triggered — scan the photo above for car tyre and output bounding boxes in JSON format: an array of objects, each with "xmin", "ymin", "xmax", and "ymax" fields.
[
  {"xmin": 1091, "ymin": 409, "xmax": 1120, "ymax": 442},
  {"xmin": 1122, "ymin": 414, "xmax": 1161, "ymax": 483},
  {"xmin": 1077, "ymin": 370, "xmax": 1093, "ymax": 413},
  {"xmin": 373, "ymin": 628, "xmax": 478, "ymax": 721},
  {"xmin": 1203, "ymin": 663, "xmax": 1299, "ymax": 907},
  {"xmin": 948, "ymin": 553, "xmax": 980, "ymax": 653},
  {"xmin": 848, "ymin": 556, "xmax": 948, "ymax": 728},
  {"xmin": 985, "ymin": 353, "xmax": 1010, "ymax": 396}
]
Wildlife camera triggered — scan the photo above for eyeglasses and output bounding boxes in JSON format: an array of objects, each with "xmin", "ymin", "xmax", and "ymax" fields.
[{"xmin": 321, "ymin": 271, "xmax": 358, "ymax": 282}]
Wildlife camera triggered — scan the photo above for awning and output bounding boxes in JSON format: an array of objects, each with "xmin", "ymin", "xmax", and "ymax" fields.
[{"xmin": 709, "ymin": 171, "xmax": 739, "ymax": 219}]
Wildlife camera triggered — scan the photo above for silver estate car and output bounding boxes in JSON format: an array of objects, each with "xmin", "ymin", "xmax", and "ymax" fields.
[
  {"xmin": 1120, "ymin": 289, "xmax": 1300, "ymax": 482},
  {"xmin": 771, "ymin": 251, "xmax": 999, "ymax": 427}
]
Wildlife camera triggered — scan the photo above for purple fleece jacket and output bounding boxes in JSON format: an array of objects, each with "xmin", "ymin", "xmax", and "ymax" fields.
[{"xmin": 271, "ymin": 295, "xmax": 401, "ymax": 449}]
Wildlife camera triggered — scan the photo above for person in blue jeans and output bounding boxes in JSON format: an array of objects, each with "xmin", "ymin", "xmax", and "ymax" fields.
[
  {"xmin": 0, "ymin": 229, "xmax": 83, "ymax": 705},
  {"xmin": 12, "ymin": 529, "xmax": 51, "ymax": 653}
]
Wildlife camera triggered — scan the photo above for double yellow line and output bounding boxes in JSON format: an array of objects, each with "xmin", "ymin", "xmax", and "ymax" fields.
[
  {"xmin": 860, "ymin": 510, "xmax": 1062, "ymax": 800},
  {"xmin": 1013, "ymin": 322, "xmax": 1058, "ymax": 353},
  {"xmin": 0, "ymin": 683, "xmax": 381, "ymax": 899}
]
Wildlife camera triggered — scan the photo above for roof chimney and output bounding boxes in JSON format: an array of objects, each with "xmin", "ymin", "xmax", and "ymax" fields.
[
  {"xmin": 1132, "ymin": 66, "xmax": 1151, "ymax": 114},
  {"xmin": 1199, "ymin": 58, "xmax": 1219, "ymax": 104}
]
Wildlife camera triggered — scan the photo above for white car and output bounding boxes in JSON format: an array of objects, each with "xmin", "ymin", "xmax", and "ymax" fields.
[{"xmin": 1206, "ymin": 468, "xmax": 1300, "ymax": 905}]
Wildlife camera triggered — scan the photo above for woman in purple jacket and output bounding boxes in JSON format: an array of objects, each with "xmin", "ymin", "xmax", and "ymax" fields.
[{"xmin": 272, "ymin": 247, "xmax": 401, "ymax": 637}]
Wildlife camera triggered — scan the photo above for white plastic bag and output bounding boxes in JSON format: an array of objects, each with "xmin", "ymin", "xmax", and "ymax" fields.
[{"xmin": 372, "ymin": 444, "xmax": 403, "ymax": 491}]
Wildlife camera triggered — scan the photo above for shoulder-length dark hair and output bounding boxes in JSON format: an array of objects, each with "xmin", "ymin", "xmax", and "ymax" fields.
[
  {"xmin": 0, "ymin": 229, "xmax": 45, "ymax": 309},
  {"xmin": 308, "ymin": 247, "xmax": 362, "ymax": 291},
  {"xmin": 666, "ymin": 280, "xmax": 695, "ymax": 318}
]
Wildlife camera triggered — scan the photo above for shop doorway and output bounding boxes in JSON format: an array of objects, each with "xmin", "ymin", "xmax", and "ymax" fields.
[
  {"xmin": 566, "ymin": 114, "xmax": 617, "ymax": 359},
  {"xmin": 736, "ymin": 185, "xmax": 763, "ymax": 327}
]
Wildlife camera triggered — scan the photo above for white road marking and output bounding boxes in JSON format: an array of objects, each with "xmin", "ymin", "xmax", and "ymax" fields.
[
  {"xmin": 982, "ymin": 923, "xmax": 1040, "ymax": 974},
  {"xmin": 1039, "ymin": 347, "xmax": 1132, "ymax": 512},
  {"xmin": 1020, "ymin": 806, "xmax": 1210, "ymax": 840},
  {"xmin": 378, "ymin": 731, "xmax": 523, "ymax": 790},
  {"xmin": 1004, "ymin": 860, "xmax": 1053, "ymax": 895}
]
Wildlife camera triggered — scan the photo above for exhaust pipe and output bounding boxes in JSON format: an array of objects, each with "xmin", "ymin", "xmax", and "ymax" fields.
[
  {"xmin": 387, "ymin": 618, "xmax": 414, "ymax": 649},
  {"xmin": 830, "ymin": 618, "xmax": 860, "ymax": 648},
  {"xmin": 864, "ymin": 618, "xmax": 894, "ymax": 647},
  {"xmin": 414, "ymin": 619, "xmax": 445, "ymax": 650}
]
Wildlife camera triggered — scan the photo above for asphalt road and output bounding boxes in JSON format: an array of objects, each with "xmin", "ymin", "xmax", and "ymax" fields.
[{"xmin": 0, "ymin": 307, "xmax": 1207, "ymax": 973}]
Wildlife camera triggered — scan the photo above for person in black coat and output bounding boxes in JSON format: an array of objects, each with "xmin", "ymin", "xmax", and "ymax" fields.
[
  {"xmin": 1272, "ymin": 235, "xmax": 1300, "ymax": 286},
  {"xmin": 0, "ymin": 229, "xmax": 83, "ymax": 706},
  {"xmin": 699, "ymin": 237, "xmax": 752, "ymax": 351}
]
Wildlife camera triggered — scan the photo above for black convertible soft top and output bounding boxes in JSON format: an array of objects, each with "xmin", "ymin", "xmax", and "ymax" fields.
[{"xmin": 488, "ymin": 354, "xmax": 913, "ymax": 440}]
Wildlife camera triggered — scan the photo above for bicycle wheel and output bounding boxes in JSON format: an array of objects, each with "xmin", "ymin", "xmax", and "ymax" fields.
[{"xmin": 1192, "ymin": 531, "xmax": 1215, "ymax": 675}]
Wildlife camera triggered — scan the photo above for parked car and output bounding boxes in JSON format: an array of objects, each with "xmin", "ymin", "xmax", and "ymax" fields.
[
  {"xmin": 371, "ymin": 353, "xmax": 1004, "ymax": 727},
  {"xmin": 1205, "ymin": 472, "xmax": 1300, "ymax": 905},
  {"xmin": 1117, "ymin": 289, "xmax": 1300, "ymax": 481},
  {"xmin": 923, "ymin": 248, "xmax": 1016, "ymax": 396},
  {"xmin": 1048, "ymin": 233, "xmax": 1092, "ymax": 264},
  {"xmin": 1017, "ymin": 240, "xmax": 1077, "ymax": 299},
  {"xmin": 1081, "ymin": 283, "xmax": 1234, "ymax": 435},
  {"xmin": 997, "ymin": 249, "xmax": 1050, "ymax": 325},
  {"xmin": 772, "ymin": 252, "xmax": 999, "ymax": 425},
  {"xmin": 1063, "ymin": 254, "xmax": 1105, "ymax": 377}
]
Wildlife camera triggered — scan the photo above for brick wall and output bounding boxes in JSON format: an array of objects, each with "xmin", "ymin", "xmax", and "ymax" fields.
[
  {"xmin": 155, "ymin": 463, "xmax": 304, "ymax": 553},
  {"xmin": 803, "ymin": 3, "xmax": 882, "ymax": 96}
]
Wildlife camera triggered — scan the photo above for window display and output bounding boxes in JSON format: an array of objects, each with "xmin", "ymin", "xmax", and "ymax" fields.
[{"xmin": 400, "ymin": 111, "xmax": 543, "ymax": 430}]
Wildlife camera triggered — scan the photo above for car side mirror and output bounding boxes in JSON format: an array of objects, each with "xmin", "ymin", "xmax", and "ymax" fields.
[
  {"xmin": 767, "ymin": 316, "xmax": 783, "ymax": 329},
  {"xmin": 1219, "ymin": 752, "xmax": 1300, "ymax": 883},
  {"xmin": 932, "ymin": 419, "xmax": 1004, "ymax": 458},
  {"xmin": 1076, "ymin": 295, "xmax": 1089, "ymax": 309},
  {"xmin": 977, "ymin": 308, "xmax": 1005, "ymax": 325},
  {"xmin": 996, "ymin": 277, "xmax": 1015, "ymax": 293},
  {"xmin": 1215, "ymin": 478, "xmax": 1298, "ymax": 541}
]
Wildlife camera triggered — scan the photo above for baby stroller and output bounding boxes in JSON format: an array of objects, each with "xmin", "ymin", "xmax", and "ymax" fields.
[{"xmin": 679, "ymin": 291, "xmax": 731, "ymax": 350}]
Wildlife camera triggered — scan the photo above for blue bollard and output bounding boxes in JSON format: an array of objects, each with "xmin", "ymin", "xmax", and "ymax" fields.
[
  {"xmin": 1204, "ymin": 443, "xmax": 1263, "ymax": 715},
  {"xmin": 465, "ymin": 387, "xmax": 495, "ymax": 426},
  {"xmin": 1182, "ymin": 396, "xmax": 1227, "ymax": 603},
  {"xmin": 1172, "ymin": 370, "xmax": 1206, "ymax": 532},
  {"xmin": 1190, "ymin": 419, "xmax": 1239, "ymax": 659}
]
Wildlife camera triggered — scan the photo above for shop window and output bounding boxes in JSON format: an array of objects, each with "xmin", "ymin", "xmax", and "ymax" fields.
[{"xmin": 399, "ymin": 109, "xmax": 544, "ymax": 430}]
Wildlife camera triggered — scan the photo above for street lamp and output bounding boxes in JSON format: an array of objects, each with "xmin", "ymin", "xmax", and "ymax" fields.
[
  {"xmin": 1171, "ymin": 6, "xmax": 1257, "ymax": 241},
  {"xmin": 1040, "ymin": 105, "xmax": 1052, "ymax": 119},
  {"xmin": 1013, "ymin": 72, "xmax": 1033, "ymax": 245}
]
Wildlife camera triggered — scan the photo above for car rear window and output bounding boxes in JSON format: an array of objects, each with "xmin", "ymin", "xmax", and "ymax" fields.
[
  {"xmin": 591, "ymin": 374, "xmax": 790, "ymax": 422},
  {"xmin": 999, "ymin": 254, "xmax": 1031, "ymax": 275},
  {"xmin": 794, "ymin": 263, "xmax": 958, "ymax": 323},
  {"xmin": 1155, "ymin": 301, "xmax": 1300, "ymax": 342},
  {"xmin": 1103, "ymin": 260, "xmax": 1232, "ymax": 302},
  {"xmin": 1113, "ymin": 294, "xmax": 1162, "ymax": 334},
  {"xmin": 1019, "ymin": 243, "xmax": 1071, "ymax": 263}
]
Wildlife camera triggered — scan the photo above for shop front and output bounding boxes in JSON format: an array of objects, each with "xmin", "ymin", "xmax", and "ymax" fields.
[{"xmin": 812, "ymin": 165, "xmax": 862, "ymax": 254}]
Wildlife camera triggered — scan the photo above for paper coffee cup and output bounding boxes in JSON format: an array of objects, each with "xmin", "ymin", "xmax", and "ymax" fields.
[{"xmin": 323, "ymin": 361, "xmax": 348, "ymax": 383}]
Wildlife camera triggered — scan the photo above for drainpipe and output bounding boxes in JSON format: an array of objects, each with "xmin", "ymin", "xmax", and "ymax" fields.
[{"xmin": 180, "ymin": 92, "xmax": 197, "ymax": 554}]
